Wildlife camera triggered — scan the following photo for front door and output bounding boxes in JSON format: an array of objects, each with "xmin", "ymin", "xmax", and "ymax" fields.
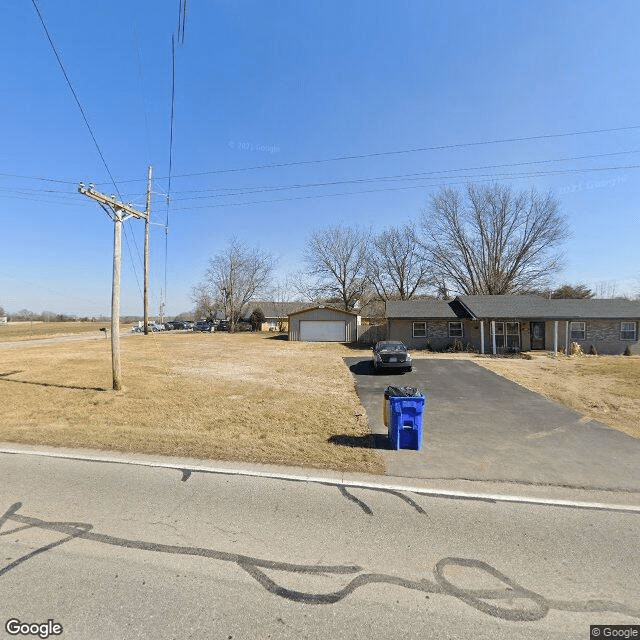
[{"xmin": 530, "ymin": 322, "xmax": 545, "ymax": 350}]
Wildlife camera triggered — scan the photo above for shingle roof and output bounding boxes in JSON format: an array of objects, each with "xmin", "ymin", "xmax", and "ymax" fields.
[
  {"xmin": 543, "ymin": 299, "xmax": 640, "ymax": 319},
  {"xmin": 458, "ymin": 295, "xmax": 640, "ymax": 319},
  {"xmin": 456, "ymin": 295, "xmax": 551, "ymax": 318},
  {"xmin": 386, "ymin": 295, "xmax": 640, "ymax": 320}
]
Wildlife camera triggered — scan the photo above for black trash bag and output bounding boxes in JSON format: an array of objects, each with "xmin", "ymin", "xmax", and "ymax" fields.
[{"xmin": 384, "ymin": 386, "xmax": 423, "ymax": 399}]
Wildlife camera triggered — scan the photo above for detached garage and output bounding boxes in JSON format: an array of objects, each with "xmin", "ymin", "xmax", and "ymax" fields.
[{"xmin": 288, "ymin": 305, "xmax": 358, "ymax": 342}]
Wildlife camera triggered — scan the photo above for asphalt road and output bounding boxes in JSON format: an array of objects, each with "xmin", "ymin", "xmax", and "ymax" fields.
[
  {"xmin": 1, "ymin": 451, "xmax": 639, "ymax": 639},
  {"xmin": 346, "ymin": 357, "xmax": 640, "ymax": 491}
]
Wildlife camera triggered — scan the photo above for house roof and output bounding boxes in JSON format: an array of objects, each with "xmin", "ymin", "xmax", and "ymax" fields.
[
  {"xmin": 386, "ymin": 295, "xmax": 640, "ymax": 320},
  {"xmin": 543, "ymin": 298, "xmax": 640, "ymax": 319},
  {"xmin": 456, "ymin": 295, "xmax": 551, "ymax": 319}
]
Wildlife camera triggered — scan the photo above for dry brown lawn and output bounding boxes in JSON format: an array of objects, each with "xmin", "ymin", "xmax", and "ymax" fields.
[
  {"xmin": 474, "ymin": 353, "xmax": 640, "ymax": 438},
  {"xmin": 0, "ymin": 332, "xmax": 384, "ymax": 474}
]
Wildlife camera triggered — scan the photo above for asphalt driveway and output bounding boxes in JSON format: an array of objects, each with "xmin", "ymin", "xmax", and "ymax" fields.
[{"xmin": 345, "ymin": 357, "xmax": 640, "ymax": 491}]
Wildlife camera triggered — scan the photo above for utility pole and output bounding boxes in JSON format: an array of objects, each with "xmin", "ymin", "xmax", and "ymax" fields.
[
  {"xmin": 78, "ymin": 183, "xmax": 148, "ymax": 391},
  {"xmin": 144, "ymin": 166, "xmax": 152, "ymax": 335}
]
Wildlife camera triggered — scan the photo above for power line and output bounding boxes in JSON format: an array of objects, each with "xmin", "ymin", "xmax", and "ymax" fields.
[
  {"xmin": 152, "ymin": 123, "xmax": 640, "ymax": 181},
  {"xmin": 30, "ymin": 0, "xmax": 123, "ymax": 202},
  {"xmin": 168, "ymin": 149, "xmax": 640, "ymax": 202},
  {"xmin": 168, "ymin": 163, "xmax": 640, "ymax": 211}
]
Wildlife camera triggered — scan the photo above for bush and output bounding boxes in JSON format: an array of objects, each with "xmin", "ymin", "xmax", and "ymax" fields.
[
  {"xmin": 249, "ymin": 308, "xmax": 266, "ymax": 332},
  {"xmin": 570, "ymin": 342, "xmax": 584, "ymax": 356},
  {"xmin": 624, "ymin": 345, "xmax": 632, "ymax": 356},
  {"xmin": 588, "ymin": 344, "xmax": 598, "ymax": 356}
]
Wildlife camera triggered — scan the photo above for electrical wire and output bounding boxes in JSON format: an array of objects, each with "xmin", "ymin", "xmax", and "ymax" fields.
[
  {"xmin": 82, "ymin": 123, "xmax": 640, "ymax": 186},
  {"xmin": 30, "ymin": 0, "xmax": 123, "ymax": 203},
  {"xmin": 167, "ymin": 163, "xmax": 640, "ymax": 211},
  {"xmin": 167, "ymin": 149, "xmax": 640, "ymax": 202}
]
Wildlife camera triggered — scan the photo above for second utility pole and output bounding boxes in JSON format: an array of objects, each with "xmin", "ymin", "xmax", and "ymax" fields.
[{"xmin": 144, "ymin": 166, "xmax": 152, "ymax": 335}]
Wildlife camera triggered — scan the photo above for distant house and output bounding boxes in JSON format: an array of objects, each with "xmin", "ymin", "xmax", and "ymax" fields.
[
  {"xmin": 243, "ymin": 301, "xmax": 308, "ymax": 332},
  {"xmin": 386, "ymin": 295, "xmax": 640, "ymax": 355}
]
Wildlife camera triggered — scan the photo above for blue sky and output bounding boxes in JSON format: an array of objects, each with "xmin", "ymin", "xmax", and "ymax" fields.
[{"xmin": 2, "ymin": 0, "xmax": 639, "ymax": 317}]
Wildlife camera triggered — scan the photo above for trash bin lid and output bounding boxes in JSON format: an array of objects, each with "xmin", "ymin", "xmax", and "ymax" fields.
[{"xmin": 384, "ymin": 386, "xmax": 423, "ymax": 398}]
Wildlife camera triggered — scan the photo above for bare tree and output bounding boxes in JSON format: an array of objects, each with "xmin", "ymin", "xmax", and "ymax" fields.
[
  {"xmin": 201, "ymin": 238, "xmax": 276, "ymax": 331},
  {"xmin": 593, "ymin": 280, "xmax": 627, "ymax": 299},
  {"xmin": 368, "ymin": 223, "xmax": 431, "ymax": 300},
  {"xmin": 419, "ymin": 183, "xmax": 569, "ymax": 295},
  {"xmin": 190, "ymin": 282, "xmax": 218, "ymax": 321},
  {"xmin": 303, "ymin": 225, "xmax": 371, "ymax": 310},
  {"xmin": 550, "ymin": 283, "xmax": 594, "ymax": 299},
  {"xmin": 285, "ymin": 268, "xmax": 319, "ymax": 304}
]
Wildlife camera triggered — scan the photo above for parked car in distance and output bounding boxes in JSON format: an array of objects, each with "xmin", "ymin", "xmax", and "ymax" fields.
[
  {"xmin": 166, "ymin": 321, "xmax": 187, "ymax": 330},
  {"xmin": 148, "ymin": 322, "xmax": 165, "ymax": 332},
  {"xmin": 236, "ymin": 321, "xmax": 253, "ymax": 332},
  {"xmin": 216, "ymin": 320, "xmax": 230, "ymax": 332},
  {"xmin": 372, "ymin": 341, "xmax": 412, "ymax": 373},
  {"xmin": 194, "ymin": 321, "xmax": 213, "ymax": 332}
]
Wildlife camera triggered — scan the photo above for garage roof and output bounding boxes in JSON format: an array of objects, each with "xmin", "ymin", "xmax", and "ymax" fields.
[{"xmin": 287, "ymin": 305, "xmax": 358, "ymax": 318}]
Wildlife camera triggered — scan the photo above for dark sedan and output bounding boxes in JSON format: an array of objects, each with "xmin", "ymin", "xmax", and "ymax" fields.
[{"xmin": 372, "ymin": 341, "xmax": 412, "ymax": 373}]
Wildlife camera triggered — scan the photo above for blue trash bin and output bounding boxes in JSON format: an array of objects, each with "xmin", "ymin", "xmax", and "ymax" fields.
[{"xmin": 384, "ymin": 386, "xmax": 426, "ymax": 450}]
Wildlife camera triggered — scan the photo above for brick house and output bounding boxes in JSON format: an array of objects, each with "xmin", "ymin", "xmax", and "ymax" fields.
[{"xmin": 387, "ymin": 295, "xmax": 640, "ymax": 355}]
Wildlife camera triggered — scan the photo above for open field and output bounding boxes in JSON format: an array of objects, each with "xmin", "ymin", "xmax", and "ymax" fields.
[
  {"xmin": 0, "ymin": 332, "xmax": 384, "ymax": 474},
  {"xmin": 474, "ymin": 353, "xmax": 640, "ymax": 438},
  {"xmin": 0, "ymin": 321, "xmax": 133, "ymax": 342}
]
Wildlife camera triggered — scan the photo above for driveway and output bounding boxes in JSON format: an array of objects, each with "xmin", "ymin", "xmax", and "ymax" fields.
[{"xmin": 346, "ymin": 357, "xmax": 640, "ymax": 491}]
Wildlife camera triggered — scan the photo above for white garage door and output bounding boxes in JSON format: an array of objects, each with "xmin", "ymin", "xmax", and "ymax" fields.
[{"xmin": 299, "ymin": 320, "xmax": 346, "ymax": 342}]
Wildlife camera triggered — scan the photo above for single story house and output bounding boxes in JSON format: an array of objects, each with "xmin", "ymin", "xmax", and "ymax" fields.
[
  {"xmin": 243, "ymin": 301, "xmax": 308, "ymax": 331},
  {"xmin": 387, "ymin": 295, "xmax": 640, "ymax": 355},
  {"xmin": 288, "ymin": 305, "xmax": 358, "ymax": 342}
]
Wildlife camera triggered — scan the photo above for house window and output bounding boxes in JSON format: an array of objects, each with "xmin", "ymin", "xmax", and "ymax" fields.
[
  {"xmin": 449, "ymin": 321, "xmax": 463, "ymax": 338},
  {"xmin": 570, "ymin": 321, "xmax": 586, "ymax": 341},
  {"xmin": 621, "ymin": 322, "xmax": 637, "ymax": 341},
  {"xmin": 505, "ymin": 322, "xmax": 520, "ymax": 350},
  {"xmin": 491, "ymin": 322, "xmax": 520, "ymax": 350},
  {"xmin": 413, "ymin": 322, "xmax": 427, "ymax": 338}
]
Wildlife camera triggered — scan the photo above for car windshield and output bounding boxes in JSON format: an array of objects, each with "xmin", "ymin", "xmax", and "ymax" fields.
[{"xmin": 377, "ymin": 342, "xmax": 407, "ymax": 351}]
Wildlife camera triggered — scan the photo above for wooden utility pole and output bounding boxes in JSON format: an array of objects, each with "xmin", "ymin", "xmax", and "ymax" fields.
[
  {"xmin": 144, "ymin": 166, "xmax": 152, "ymax": 335},
  {"xmin": 78, "ymin": 183, "xmax": 148, "ymax": 390}
]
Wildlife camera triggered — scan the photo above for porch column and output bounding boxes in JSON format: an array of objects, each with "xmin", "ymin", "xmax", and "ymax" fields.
[
  {"xmin": 491, "ymin": 320, "xmax": 497, "ymax": 355},
  {"xmin": 554, "ymin": 321, "xmax": 558, "ymax": 356},
  {"xmin": 565, "ymin": 321, "xmax": 569, "ymax": 354},
  {"xmin": 480, "ymin": 321, "xmax": 485, "ymax": 354}
]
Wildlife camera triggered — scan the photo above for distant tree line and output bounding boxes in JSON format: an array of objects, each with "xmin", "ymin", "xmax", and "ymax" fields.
[{"xmin": 2, "ymin": 310, "xmax": 111, "ymax": 322}]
